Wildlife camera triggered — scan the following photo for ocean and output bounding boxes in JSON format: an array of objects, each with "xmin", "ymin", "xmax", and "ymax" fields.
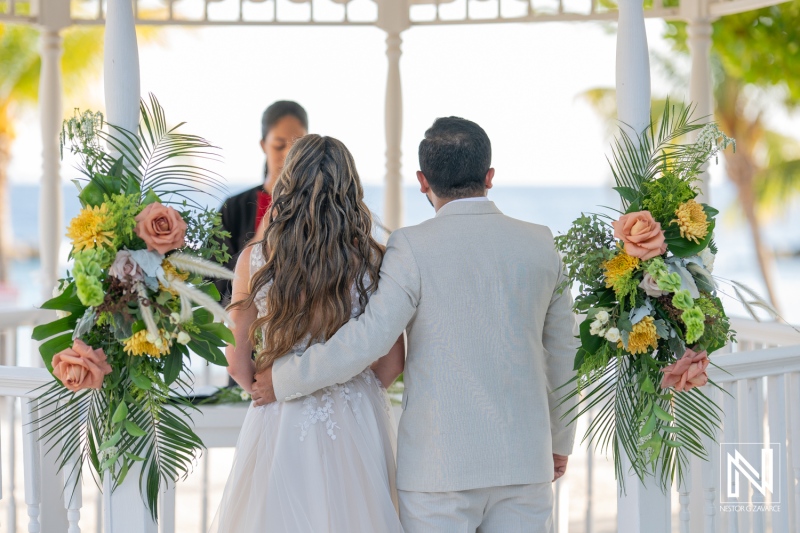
[{"xmin": 4, "ymin": 181, "xmax": 800, "ymax": 324}]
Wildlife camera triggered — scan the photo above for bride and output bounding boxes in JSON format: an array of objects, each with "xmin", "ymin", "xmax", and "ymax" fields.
[{"xmin": 210, "ymin": 134, "xmax": 405, "ymax": 532}]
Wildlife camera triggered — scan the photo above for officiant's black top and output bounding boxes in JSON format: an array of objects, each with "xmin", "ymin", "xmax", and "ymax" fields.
[{"xmin": 215, "ymin": 185, "xmax": 262, "ymax": 305}]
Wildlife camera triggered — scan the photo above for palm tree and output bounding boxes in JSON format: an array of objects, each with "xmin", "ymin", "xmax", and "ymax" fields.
[
  {"xmin": 580, "ymin": 60, "xmax": 800, "ymax": 313},
  {"xmin": 0, "ymin": 22, "xmax": 105, "ymax": 283}
]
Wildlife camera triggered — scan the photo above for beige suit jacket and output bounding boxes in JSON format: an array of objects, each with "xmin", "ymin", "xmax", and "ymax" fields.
[{"xmin": 273, "ymin": 200, "xmax": 579, "ymax": 492}]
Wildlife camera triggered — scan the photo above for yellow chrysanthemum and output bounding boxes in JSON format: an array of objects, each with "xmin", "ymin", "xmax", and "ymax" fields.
[
  {"xmin": 66, "ymin": 204, "xmax": 115, "ymax": 251},
  {"xmin": 672, "ymin": 200, "xmax": 709, "ymax": 244},
  {"xmin": 123, "ymin": 329, "xmax": 171, "ymax": 358},
  {"xmin": 159, "ymin": 261, "xmax": 190, "ymax": 295},
  {"xmin": 622, "ymin": 316, "xmax": 659, "ymax": 355},
  {"xmin": 602, "ymin": 251, "xmax": 640, "ymax": 289}
]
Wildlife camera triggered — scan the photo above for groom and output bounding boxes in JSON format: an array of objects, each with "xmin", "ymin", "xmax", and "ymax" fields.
[{"xmin": 252, "ymin": 117, "xmax": 579, "ymax": 532}]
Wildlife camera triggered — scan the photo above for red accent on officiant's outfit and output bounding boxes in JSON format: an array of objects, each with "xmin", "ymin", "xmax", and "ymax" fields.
[{"xmin": 255, "ymin": 190, "xmax": 272, "ymax": 232}]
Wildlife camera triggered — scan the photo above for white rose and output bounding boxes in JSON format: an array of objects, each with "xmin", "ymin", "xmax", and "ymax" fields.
[
  {"xmin": 595, "ymin": 310, "xmax": 610, "ymax": 324},
  {"xmin": 699, "ymin": 247, "xmax": 715, "ymax": 273},
  {"xmin": 605, "ymin": 328, "xmax": 621, "ymax": 343},
  {"xmin": 240, "ymin": 390, "xmax": 251, "ymax": 401},
  {"xmin": 177, "ymin": 331, "xmax": 191, "ymax": 345},
  {"xmin": 589, "ymin": 320, "xmax": 606, "ymax": 336}
]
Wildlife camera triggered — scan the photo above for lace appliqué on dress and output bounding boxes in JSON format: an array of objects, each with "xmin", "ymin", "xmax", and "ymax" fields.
[{"xmin": 296, "ymin": 374, "xmax": 374, "ymax": 441}]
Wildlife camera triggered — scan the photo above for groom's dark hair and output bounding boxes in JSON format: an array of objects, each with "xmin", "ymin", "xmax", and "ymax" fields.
[{"xmin": 418, "ymin": 117, "xmax": 491, "ymax": 199}]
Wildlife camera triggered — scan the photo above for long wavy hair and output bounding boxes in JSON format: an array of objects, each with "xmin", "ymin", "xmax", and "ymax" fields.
[{"xmin": 235, "ymin": 134, "xmax": 384, "ymax": 372}]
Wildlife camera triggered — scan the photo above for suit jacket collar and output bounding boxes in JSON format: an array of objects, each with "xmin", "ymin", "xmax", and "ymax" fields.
[{"xmin": 435, "ymin": 199, "xmax": 502, "ymax": 218}]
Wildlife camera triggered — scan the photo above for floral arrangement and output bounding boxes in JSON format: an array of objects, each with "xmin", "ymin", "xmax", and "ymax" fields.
[
  {"xmin": 555, "ymin": 103, "xmax": 741, "ymax": 490},
  {"xmin": 32, "ymin": 95, "xmax": 233, "ymax": 518}
]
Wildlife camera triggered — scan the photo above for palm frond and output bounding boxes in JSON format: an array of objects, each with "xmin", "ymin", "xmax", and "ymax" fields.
[
  {"xmin": 608, "ymin": 100, "xmax": 706, "ymax": 208},
  {"xmin": 96, "ymin": 93, "xmax": 227, "ymax": 206},
  {"xmin": 128, "ymin": 387, "xmax": 202, "ymax": 519}
]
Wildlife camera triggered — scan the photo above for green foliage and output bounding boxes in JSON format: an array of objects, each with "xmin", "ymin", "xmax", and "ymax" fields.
[
  {"xmin": 609, "ymin": 270, "xmax": 640, "ymax": 309},
  {"xmin": 196, "ymin": 385, "xmax": 251, "ymax": 405},
  {"xmin": 101, "ymin": 94, "xmax": 227, "ymax": 208},
  {"xmin": 182, "ymin": 206, "xmax": 231, "ymax": 265},
  {"xmin": 640, "ymin": 173, "xmax": 697, "ymax": 226},
  {"xmin": 104, "ymin": 193, "xmax": 145, "ymax": 249},
  {"xmin": 35, "ymin": 95, "xmax": 233, "ymax": 521},
  {"xmin": 695, "ymin": 295, "xmax": 734, "ymax": 353},
  {"xmin": 608, "ymin": 101, "xmax": 705, "ymax": 208},
  {"xmin": 574, "ymin": 317, "xmax": 607, "ymax": 372},
  {"xmin": 576, "ymin": 341, "xmax": 616, "ymax": 380},
  {"xmin": 61, "ymin": 95, "xmax": 228, "ymax": 211},
  {"xmin": 558, "ymin": 348, "xmax": 723, "ymax": 493},
  {"xmin": 664, "ymin": 5, "xmax": 800, "ymax": 221},
  {"xmin": 557, "ymin": 103, "xmax": 735, "ymax": 494},
  {"xmin": 666, "ymin": 3, "xmax": 800, "ymax": 105},
  {"xmin": 554, "ymin": 214, "xmax": 616, "ymax": 303}
]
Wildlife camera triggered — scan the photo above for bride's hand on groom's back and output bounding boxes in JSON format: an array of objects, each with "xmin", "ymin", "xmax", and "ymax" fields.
[{"xmin": 553, "ymin": 454, "xmax": 569, "ymax": 482}]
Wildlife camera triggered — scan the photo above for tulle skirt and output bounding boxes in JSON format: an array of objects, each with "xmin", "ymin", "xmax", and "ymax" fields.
[{"xmin": 209, "ymin": 368, "xmax": 404, "ymax": 533}]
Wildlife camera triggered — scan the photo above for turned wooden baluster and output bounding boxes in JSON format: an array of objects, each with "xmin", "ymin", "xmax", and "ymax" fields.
[{"xmin": 21, "ymin": 398, "xmax": 42, "ymax": 532}]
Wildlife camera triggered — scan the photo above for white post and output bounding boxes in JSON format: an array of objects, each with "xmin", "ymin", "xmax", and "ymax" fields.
[
  {"xmin": 700, "ymin": 387, "xmax": 720, "ymax": 533},
  {"xmin": 63, "ymin": 445, "xmax": 83, "ymax": 533},
  {"xmin": 103, "ymin": 462, "xmax": 156, "ymax": 533},
  {"xmin": 377, "ymin": 0, "xmax": 409, "ymax": 232},
  {"xmin": 615, "ymin": 1, "xmax": 671, "ymax": 531},
  {"xmin": 38, "ymin": 3, "xmax": 68, "ymax": 305},
  {"xmin": 615, "ymin": 0, "xmax": 651, "ymax": 139},
  {"xmin": 21, "ymin": 399, "xmax": 42, "ymax": 533},
  {"xmin": 103, "ymin": 2, "xmax": 153, "ymax": 531},
  {"xmin": 36, "ymin": 1, "xmax": 73, "ymax": 529},
  {"xmin": 684, "ymin": 0, "xmax": 714, "ymax": 202},
  {"xmin": 767, "ymin": 375, "xmax": 790, "ymax": 531},
  {"xmin": 105, "ymin": 0, "xmax": 141, "ymax": 135},
  {"xmin": 789, "ymin": 372, "xmax": 800, "ymax": 533}
]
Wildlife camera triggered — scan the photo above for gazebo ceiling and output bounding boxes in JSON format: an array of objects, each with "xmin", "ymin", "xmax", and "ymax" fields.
[{"xmin": 0, "ymin": 0, "xmax": 790, "ymax": 28}]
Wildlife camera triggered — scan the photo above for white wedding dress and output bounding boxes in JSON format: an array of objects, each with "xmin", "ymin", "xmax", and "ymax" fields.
[{"xmin": 209, "ymin": 246, "xmax": 403, "ymax": 533}]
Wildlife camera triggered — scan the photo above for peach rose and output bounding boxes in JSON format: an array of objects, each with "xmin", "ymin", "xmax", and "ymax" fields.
[
  {"xmin": 134, "ymin": 203, "xmax": 187, "ymax": 255},
  {"xmin": 659, "ymin": 347, "xmax": 709, "ymax": 392},
  {"xmin": 52, "ymin": 339, "xmax": 112, "ymax": 392},
  {"xmin": 612, "ymin": 211, "xmax": 667, "ymax": 261}
]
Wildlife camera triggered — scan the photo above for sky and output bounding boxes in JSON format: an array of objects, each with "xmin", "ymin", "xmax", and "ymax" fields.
[
  {"xmin": 5, "ymin": 18, "xmax": 686, "ymax": 188},
  {"xmin": 7, "ymin": 16, "xmax": 798, "ymax": 189}
]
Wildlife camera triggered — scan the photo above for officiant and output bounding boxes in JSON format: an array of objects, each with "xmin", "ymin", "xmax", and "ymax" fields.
[{"xmin": 215, "ymin": 101, "xmax": 309, "ymax": 304}]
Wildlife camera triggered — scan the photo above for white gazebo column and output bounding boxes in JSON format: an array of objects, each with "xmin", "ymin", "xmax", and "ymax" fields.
[
  {"xmin": 615, "ymin": 0, "xmax": 671, "ymax": 531},
  {"xmin": 36, "ymin": 0, "xmax": 72, "ymax": 529},
  {"xmin": 38, "ymin": 0, "xmax": 70, "ymax": 305},
  {"xmin": 105, "ymin": 0, "xmax": 142, "ymax": 134},
  {"xmin": 377, "ymin": 0, "xmax": 410, "ymax": 232},
  {"xmin": 685, "ymin": 0, "xmax": 714, "ymax": 202},
  {"xmin": 102, "ymin": 1, "xmax": 153, "ymax": 532}
]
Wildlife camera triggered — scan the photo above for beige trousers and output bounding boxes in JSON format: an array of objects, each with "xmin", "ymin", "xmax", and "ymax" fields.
[{"xmin": 398, "ymin": 483, "xmax": 555, "ymax": 533}]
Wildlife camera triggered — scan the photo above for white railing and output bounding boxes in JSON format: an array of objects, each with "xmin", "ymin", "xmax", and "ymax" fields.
[{"xmin": 0, "ymin": 307, "xmax": 798, "ymax": 532}]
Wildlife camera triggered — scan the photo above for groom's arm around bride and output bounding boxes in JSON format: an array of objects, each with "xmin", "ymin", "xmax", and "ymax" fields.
[{"xmin": 253, "ymin": 117, "xmax": 579, "ymax": 532}]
